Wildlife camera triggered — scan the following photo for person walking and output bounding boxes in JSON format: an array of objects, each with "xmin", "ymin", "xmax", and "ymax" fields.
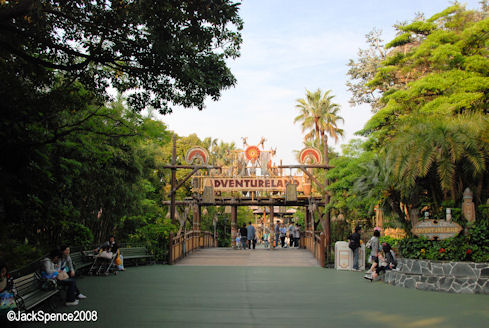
[
  {"xmin": 274, "ymin": 221, "xmax": 280, "ymax": 248},
  {"xmin": 247, "ymin": 222, "xmax": 256, "ymax": 250},
  {"xmin": 348, "ymin": 226, "xmax": 362, "ymax": 271},
  {"xmin": 239, "ymin": 223, "xmax": 248, "ymax": 249},
  {"xmin": 279, "ymin": 224, "xmax": 287, "ymax": 248},
  {"xmin": 293, "ymin": 223, "xmax": 301, "ymax": 248},
  {"xmin": 288, "ymin": 222, "xmax": 295, "ymax": 247}
]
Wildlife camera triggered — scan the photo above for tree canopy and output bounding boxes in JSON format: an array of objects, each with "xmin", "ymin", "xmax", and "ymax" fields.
[
  {"xmin": 333, "ymin": 2, "xmax": 489, "ymax": 234},
  {"xmin": 0, "ymin": 0, "xmax": 243, "ymax": 112}
]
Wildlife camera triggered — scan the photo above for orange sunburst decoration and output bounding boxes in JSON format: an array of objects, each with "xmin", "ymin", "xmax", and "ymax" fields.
[
  {"xmin": 299, "ymin": 147, "xmax": 322, "ymax": 164},
  {"xmin": 245, "ymin": 146, "xmax": 260, "ymax": 163},
  {"xmin": 185, "ymin": 147, "xmax": 209, "ymax": 165}
]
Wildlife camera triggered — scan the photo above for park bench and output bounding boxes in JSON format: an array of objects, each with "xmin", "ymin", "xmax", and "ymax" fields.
[
  {"xmin": 119, "ymin": 247, "xmax": 155, "ymax": 266},
  {"xmin": 14, "ymin": 272, "xmax": 59, "ymax": 311},
  {"xmin": 70, "ymin": 251, "xmax": 92, "ymax": 273}
]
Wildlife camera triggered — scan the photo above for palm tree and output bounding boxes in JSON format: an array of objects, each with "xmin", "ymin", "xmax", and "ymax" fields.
[
  {"xmin": 294, "ymin": 89, "xmax": 344, "ymax": 144},
  {"xmin": 387, "ymin": 114, "xmax": 487, "ymax": 202},
  {"xmin": 294, "ymin": 89, "xmax": 344, "ymax": 245}
]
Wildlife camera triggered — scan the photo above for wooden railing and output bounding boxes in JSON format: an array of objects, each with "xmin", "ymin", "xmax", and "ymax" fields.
[
  {"xmin": 168, "ymin": 230, "xmax": 216, "ymax": 264},
  {"xmin": 303, "ymin": 231, "xmax": 325, "ymax": 267}
]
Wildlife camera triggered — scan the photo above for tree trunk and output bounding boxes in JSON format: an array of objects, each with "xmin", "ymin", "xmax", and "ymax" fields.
[{"xmin": 409, "ymin": 207, "xmax": 419, "ymax": 228}]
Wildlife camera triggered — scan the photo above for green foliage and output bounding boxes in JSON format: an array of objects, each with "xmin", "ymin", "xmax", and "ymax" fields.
[
  {"xmin": 0, "ymin": 240, "xmax": 44, "ymax": 273},
  {"xmin": 343, "ymin": 3, "xmax": 489, "ymax": 235},
  {"xmin": 398, "ymin": 221, "xmax": 489, "ymax": 262},
  {"xmin": 385, "ymin": 33, "xmax": 411, "ymax": 49},
  {"xmin": 128, "ymin": 218, "xmax": 177, "ymax": 262},
  {"xmin": 0, "ymin": 0, "xmax": 243, "ymax": 112},
  {"xmin": 326, "ymin": 140, "xmax": 376, "ymax": 224},
  {"xmin": 379, "ymin": 235, "xmax": 401, "ymax": 249},
  {"xmin": 59, "ymin": 222, "xmax": 94, "ymax": 249}
]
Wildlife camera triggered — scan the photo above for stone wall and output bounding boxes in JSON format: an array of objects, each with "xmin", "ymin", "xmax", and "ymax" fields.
[{"xmin": 383, "ymin": 258, "xmax": 489, "ymax": 294}]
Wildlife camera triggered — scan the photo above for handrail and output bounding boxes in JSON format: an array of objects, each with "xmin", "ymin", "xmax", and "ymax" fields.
[
  {"xmin": 168, "ymin": 230, "xmax": 216, "ymax": 264},
  {"xmin": 304, "ymin": 230, "xmax": 325, "ymax": 267}
]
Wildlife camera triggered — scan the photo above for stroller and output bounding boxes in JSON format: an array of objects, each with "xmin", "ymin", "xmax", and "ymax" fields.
[{"xmin": 88, "ymin": 246, "xmax": 118, "ymax": 276}]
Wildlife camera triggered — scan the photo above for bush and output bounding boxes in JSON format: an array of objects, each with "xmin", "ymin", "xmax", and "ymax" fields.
[
  {"xmin": 398, "ymin": 220, "xmax": 489, "ymax": 262},
  {"xmin": 0, "ymin": 240, "xmax": 44, "ymax": 271},
  {"xmin": 379, "ymin": 235, "xmax": 401, "ymax": 249},
  {"xmin": 128, "ymin": 218, "xmax": 176, "ymax": 262},
  {"xmin": 59, "ymin": 221, "xmax": 94, "ymax": 249}
]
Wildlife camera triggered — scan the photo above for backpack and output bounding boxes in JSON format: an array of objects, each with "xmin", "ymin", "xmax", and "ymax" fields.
[{"xmin": 348, "ymin": 239, "xmax": 359, "ymax": 250}]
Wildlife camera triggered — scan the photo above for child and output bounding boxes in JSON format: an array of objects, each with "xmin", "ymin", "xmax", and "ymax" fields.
[
  {"xmin": 236, "ymin": 234, "xmax": 241, "ymax": 249},
  {"xmin": 263, "ymin": 232, "xmax": 269, "ymax": 248}
]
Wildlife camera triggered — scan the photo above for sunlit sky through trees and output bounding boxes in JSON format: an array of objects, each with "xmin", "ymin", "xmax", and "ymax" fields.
[{"xmin": 160, "ymin": 0, "xmax": 482, "ymax": 164}]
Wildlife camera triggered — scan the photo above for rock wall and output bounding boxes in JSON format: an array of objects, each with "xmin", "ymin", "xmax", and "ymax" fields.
[{"xmin": 383, "ymin": 258, "xmax": 489, "ymax": 294}]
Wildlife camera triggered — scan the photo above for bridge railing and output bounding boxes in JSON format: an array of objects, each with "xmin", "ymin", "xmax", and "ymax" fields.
[
  {"xmin": 168, "ymin": 230, "xmax": 216, "ymax": 264},
  {"xmin": 303, "ymin": 231, "xmax": 327, "ymax": 267}
]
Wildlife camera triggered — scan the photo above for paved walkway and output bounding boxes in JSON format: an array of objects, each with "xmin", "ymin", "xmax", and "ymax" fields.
[
  {"xmin": 176, "ymin": 247, "xmax": 319, "ymax": 267},
  {"xmin": 25, "ymin": 260, "xmax": 489, "ymax": 327}
]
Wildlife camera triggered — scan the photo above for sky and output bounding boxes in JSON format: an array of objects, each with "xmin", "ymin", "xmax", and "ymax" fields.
[{"xmin": 158, "ymin": 0, "xmax": 482, "ymax": 165}]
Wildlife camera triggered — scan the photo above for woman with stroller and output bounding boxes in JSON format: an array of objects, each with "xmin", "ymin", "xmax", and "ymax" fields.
[{"xmin": 96, "ymin": 235, "xmax": 124, "ymax": 270}]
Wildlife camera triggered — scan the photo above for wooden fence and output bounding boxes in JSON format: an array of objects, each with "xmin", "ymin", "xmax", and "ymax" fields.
[
  {"xmin": 168, "ymin": 230, "xmax": 216, "ymax": 264},
  {"xmin": 303, "ymin": 231, "xmax": 326, "ymax": 267}
]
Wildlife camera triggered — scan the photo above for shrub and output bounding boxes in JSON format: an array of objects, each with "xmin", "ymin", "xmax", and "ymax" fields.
[
  {"xmin": 398, "ymin": 220, "xmax": 489, "ymax": 262},
  {"xmin": 128, "ymin": 218, "xmax": 177, "ymax": 262},
  {"xmin": 59, "ymin": 221, "xmax": 94, "ymax": 249}
]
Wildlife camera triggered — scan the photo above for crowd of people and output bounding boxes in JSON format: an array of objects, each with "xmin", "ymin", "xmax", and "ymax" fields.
[{"xmin": 236, "ymin": 220, "xmax": 301, "ymax": 249}]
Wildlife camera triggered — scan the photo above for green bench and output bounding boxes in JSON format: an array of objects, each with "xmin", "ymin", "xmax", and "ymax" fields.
[
  {"xmin": 70, "ymin": 251, "xmax": 92, "ymax": 273},
  {"xmin": 120, "ymin": 247, "xmax": 155, "ymax": 266},
  {"xmin": 14, "ymin": 272, "xmax": 59, "ymax": 311}
]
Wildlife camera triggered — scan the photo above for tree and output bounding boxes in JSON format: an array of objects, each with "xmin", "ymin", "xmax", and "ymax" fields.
[
  {"xmin": 356, "ymin": 3, "xmax": 489, "ymax": 144},
  {"xmin": 326, "ymin": 140, "xmax": 376, "ymax": 233},
  {"xmin": 387, "ymin": 114, "xmax": 488, "ymax": 203},
  {"xmin": 0, "ymin": 0, "xmax": 243, "ymax": 112},
  {"xmin": 346, "ymin": 29, "xmax": 386, "ymax": 111},
  {"xmin": 344, "ymin": 3, "xmax": 489, "ymax": 223},
  {"xmin": 294, "ymin": 89, "xmax": 344, "ymax": 144},
  {"xmin": 294, "ymin": 89, "xmax": 344, "ymax": 244}
]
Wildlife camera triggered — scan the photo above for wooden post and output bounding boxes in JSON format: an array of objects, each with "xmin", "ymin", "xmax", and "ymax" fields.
[
  {"xmin": 320, "ymin": 232, "xmax": 325, "ymax": 267},
  {"xmin": 231, "ymin": 206, "xmax": 237, "ymax": 248},
  {"xmin": 170, "ymin": 134, "xmax": 177, "ymax": 223},
  {"xmin": 270, "ymin": 206, "xmax": 275, "ymax": 249},
  {"xmin": 323, "ymin": 134, "xmax": 331, "ymax": 248},
  {"xmin": 193, "ymin": 204, "xmax": 200, "ymax": 231},
  {"xmin": 168, "ymin": 232, "xmax": 174, "ymax": 265}
]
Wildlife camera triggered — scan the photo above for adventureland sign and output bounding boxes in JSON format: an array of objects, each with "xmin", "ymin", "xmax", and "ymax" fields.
[
  {"xmin": 202, "ymin": 177, "xmax": 304, "ymax": 192},
  {"xmin": 411, "ymin": 219, "xmax": 463, "ymax": 240}
]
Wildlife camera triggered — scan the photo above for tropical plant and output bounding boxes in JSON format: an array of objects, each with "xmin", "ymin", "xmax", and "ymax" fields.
[
  {"xmin": 387, "ymin": 114, "xmax": 488, "ymax": 203},
  {"xmin": 294, "ymin": 88, "xmax": 344, "ymax": 243},
  {"xmin": 294, "ymin": 89, "xmax": 344, "ymax": 145}
]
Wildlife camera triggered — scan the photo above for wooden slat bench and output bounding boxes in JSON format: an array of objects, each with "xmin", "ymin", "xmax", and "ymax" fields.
[
  {"xmin": 119, "ymin": 247, "xmax": 155, "ymax": 266},
  {"xmin": 70, "ymin": 251, "xmax": 92, "ymax": 273},
  {"xmin": 14, "ymin": 273, "xmax": 59, "ymax": 311}
]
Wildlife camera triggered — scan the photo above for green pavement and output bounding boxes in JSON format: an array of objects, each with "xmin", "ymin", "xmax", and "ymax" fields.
[{"xmin": 23, "ymin": 265, "xmax": 489, "ymax": 328}]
